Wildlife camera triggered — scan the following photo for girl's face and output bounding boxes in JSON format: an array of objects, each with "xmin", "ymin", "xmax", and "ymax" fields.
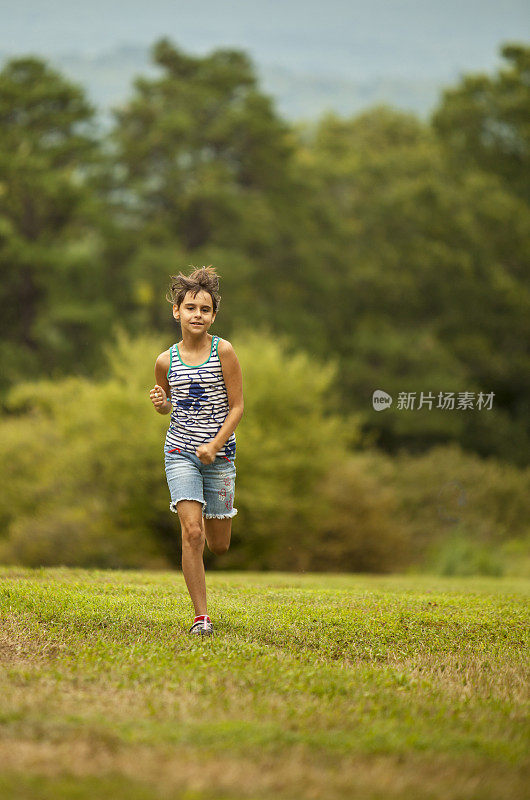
[{"xmin": 173, "ymin": 289, "xmax": 216, "ymax": 334}]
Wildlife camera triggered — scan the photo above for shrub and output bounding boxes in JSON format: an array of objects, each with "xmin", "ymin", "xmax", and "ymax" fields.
[
  {"xmin": 0, "ymin": 328, "xmax": 173, "ymax": 567},
  {"xmin": 359, "ymin": 443, "xmax": 530, "ymax": 574}
]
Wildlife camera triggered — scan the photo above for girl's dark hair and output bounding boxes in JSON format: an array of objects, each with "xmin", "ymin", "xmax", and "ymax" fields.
[{"xmin": 166, "ymin": 265, "xmax": 221, "ymax": 313}]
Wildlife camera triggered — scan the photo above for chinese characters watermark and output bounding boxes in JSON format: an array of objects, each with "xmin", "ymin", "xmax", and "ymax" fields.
[{"xmin": 372, "ymin": 390, "xmax": 494, "ymax": 411}]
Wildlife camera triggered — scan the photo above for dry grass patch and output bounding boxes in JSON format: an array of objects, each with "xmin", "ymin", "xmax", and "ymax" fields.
[
  {"xmin": 0, "ymin": 738, "xmax": 527, "ymax": 800},
  {"xmin": 382, "ymin": 651, "xmax": 529, "ymax": 705}
]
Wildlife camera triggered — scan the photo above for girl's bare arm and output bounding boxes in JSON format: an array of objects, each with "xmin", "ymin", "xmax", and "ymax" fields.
[
  {"xmin": 150, "ymin": 351, "xmax": 172, "ymax": 414},
  {"xmin": 209, "ymin": 339, "xmax": 244, "ymax": 452}
]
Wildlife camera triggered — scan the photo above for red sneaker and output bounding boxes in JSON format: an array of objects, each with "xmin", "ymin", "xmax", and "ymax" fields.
[{"xmin": 188, "ymin": 615, "xmax": 214, "ymax": 636}]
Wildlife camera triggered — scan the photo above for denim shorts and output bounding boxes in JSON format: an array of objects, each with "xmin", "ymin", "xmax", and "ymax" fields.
[{"xmin": 164, "ymin": 446, "xmax": 237, "ymax": 519}]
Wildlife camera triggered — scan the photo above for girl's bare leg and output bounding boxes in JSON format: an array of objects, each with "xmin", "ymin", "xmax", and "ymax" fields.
[
  {"xmin": 177, "ymin": 500, "xmax": 207, "ymax": 616},
  {"xmin": 204, "ymin": 517, "xmax": 232, "ymax": 555}
]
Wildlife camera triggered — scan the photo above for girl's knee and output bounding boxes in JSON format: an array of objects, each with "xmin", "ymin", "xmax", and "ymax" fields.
[
  {"xmin": 204, "ymin": 516, "xmax": 232, "ymax": 555},
  {"xmin": 181, "ymin": 520, "xmax": 205, "ymax": 548},
  {"xmin": 209, "ymin": 540, "xmax": 230, "ymax": 556}
]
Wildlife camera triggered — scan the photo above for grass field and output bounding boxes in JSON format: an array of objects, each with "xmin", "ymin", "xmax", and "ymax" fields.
[{"xmin": 0, "ymin": 567, "xmax": 528, "ymax": 800}]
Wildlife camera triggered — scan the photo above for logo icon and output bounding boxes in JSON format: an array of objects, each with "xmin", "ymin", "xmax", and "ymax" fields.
[{"xmin": 372, "ymin": 390, "xmax": 392, "ymax": 411}]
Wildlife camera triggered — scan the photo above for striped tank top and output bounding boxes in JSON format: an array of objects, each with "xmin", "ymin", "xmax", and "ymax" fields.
[{"xmin": 164, "ymin": 335, "xmax": 236, "ymax": 461}]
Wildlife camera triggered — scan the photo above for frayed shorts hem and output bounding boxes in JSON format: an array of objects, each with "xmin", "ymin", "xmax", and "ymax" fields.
[
  {"xmin": 204, "ymin": 509, "xmax": 238, "ymax": 519},
  {"xmin": 169, "ymin": 498, "xmax": 206, "ymax": 515},
  {"xmin": 169, "ymin": 500, "xmax": 238, "ymax": 520}
]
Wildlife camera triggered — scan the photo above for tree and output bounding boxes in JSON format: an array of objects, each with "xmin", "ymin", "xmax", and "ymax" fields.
[
  {"xmin": 108, "ymin": 38, "xmax": 325, "ymax": 339},
  {"xmin": 293, "ymin": 107, "xmax": 530, "ymax": 464},
  {"xmin": 0, "ymin": 57, "xmax": 113, "ymax": 394},
  {"xmin": 110, "ymin": 39, "xmax": 297, "ymax": 246},
  {"xmin": 432, "ymin": 43, "xmax": 530, "ymax": 203}
]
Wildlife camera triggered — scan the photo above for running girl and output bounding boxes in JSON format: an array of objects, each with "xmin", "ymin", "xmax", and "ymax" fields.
[{"xmin": 149, "ymin": 266, "xmax": 244, "ymax": 636}]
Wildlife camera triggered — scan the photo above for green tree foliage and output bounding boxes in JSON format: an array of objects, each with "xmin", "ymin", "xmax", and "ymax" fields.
[
  {"xmin": 112, "ymin": 39, "xmax": 295, "ymax": 231},
  {"xmin": 107, "ymin": 38, "xmax": 332, "ymax": 344},
  {"xmin": 432, "ymin": 43, "xmax": 530, "ymax": 203},
  {"xmin": 1, "ymin": 327, "xmax": 526, "ymax": 573},
  {"xmin": 294, "ymin": 105, "xmax": 530, "ymax": 463},
  {"xmin": 226, "ymin": 329, "xmax": 373, "ymax": 570},
  {"xmin": 0, "ymin": 57, "xmax": 118, "ymax": 393},
  {"xmin": 0, "ymin": 330, "xmax": 173, "ymax": 568},
  {"xmin": 1, "ymin": 39, "xmax": 529, "ymax": 480}
]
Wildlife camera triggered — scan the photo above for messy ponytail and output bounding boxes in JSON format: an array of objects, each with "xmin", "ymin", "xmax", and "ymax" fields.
[{"xmin": 166, "ymin": 265, "xmax": 221, "ymax": 313}]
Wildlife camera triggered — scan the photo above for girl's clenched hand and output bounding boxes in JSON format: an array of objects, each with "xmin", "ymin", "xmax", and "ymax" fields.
[
  {"xmin": 150, "ymin": 384, "xmax": 167, "ymax": 409},
  {"xmin": 196, "ymin": 442, "xmax": 218, "ymax": 465}
]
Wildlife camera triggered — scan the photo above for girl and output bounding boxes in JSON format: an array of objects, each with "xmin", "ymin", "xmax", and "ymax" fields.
[{"xmin": 149, "ymin": 266, "xmax": 244, "ymax": 636}]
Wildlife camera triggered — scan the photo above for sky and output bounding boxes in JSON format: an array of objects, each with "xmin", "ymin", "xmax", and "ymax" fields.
[{"xmin": 1, "ymin": 0, "xmax": 529, "ymax": 80}]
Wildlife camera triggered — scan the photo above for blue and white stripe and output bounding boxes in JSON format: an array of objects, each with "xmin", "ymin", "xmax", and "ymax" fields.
[{"xmin": 164, "ymin": 335, "xmax": 236, "ymax": 461}]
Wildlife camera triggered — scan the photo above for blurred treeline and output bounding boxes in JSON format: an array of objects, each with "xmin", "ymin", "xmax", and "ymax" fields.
[{"xmin": 1, "ymin": 39, "xmax": 529, "ymax": 575}]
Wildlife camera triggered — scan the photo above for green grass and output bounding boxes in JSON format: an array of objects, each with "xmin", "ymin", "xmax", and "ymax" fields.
[{"xmin": 0, "ymin": 567, "xmax": 528, "ymax": 800}]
